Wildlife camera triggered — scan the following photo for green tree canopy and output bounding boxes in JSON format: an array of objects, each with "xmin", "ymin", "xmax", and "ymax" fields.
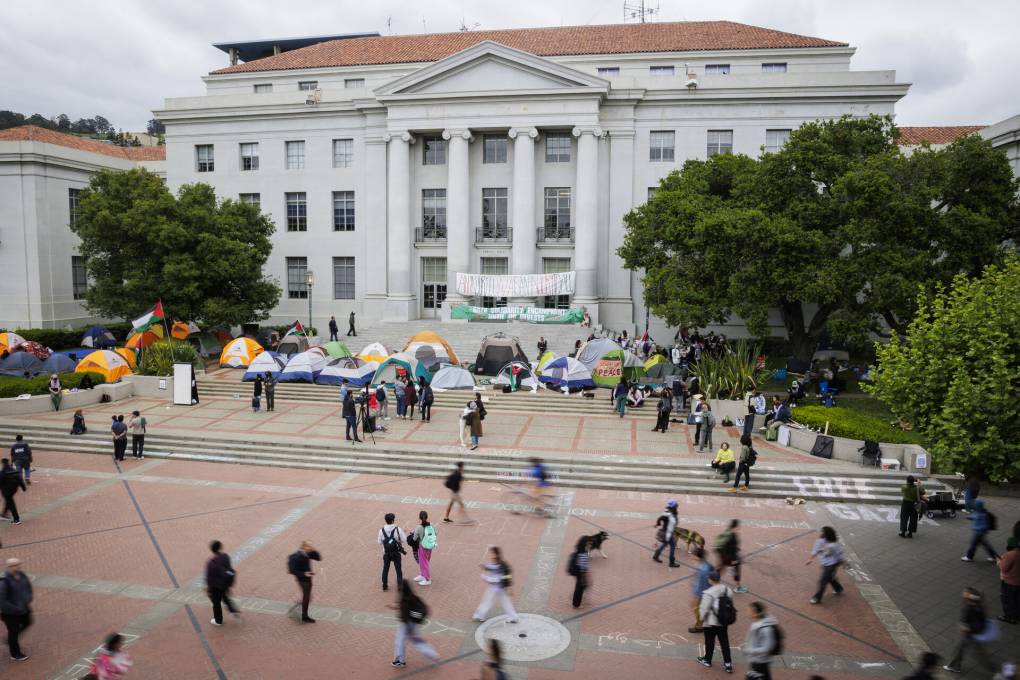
[
  {"xmin": 72, "ymin": 168, "xmax": 280, "ymax": 327},
  {"xmin": 618, "ymin": 115, "xmax": 1019, "ymax": 358},
  {"xmin": 866, "ymin": 257, "xmax": 1020, "ymax": 480}
]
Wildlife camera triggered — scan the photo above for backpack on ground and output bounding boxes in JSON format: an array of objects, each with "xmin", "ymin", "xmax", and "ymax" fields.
[
  {"xmin": 382, "ymin": 526, "xmax": 404, "ymax": 557},
  {"xmin": 567, "ymin": 551, "xmax": 580, "ymax": 577},
  {"xmin": 420, "ymin": 524, "xmax": 437, "ymax": 550},
  {"xmin": 766, "ymin": 622, "xmax": 784, "ymax": 656},
  {"xmin": 986, "ymin": 511, "xmax": 998, "ymax": 532},
  {"xmin": 714, "ymin": 591, "xmax": 737, "ymax": 627}
]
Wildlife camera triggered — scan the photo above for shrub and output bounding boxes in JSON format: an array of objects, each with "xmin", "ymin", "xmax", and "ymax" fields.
[
  {"xmin": 1, "ymin": 321, "xmax": 138, "ymax": 350},
  {"xmin": 0, "ymin": 371, "xmax": 106, "ymax": 398},
  {"xmin": 269, "ymin": 324, "xmax": 317, "ymax": 337},
  {"xmin": 138, "ymin": 340, "xmax": 200, "ymax": 376},
  {"xmin": 792, "ymin": 405, "xmax": 925, "ymax": 445},
  {"xmin": 691, "ymin": 339, "xmax": 769, "ymax": 400}
]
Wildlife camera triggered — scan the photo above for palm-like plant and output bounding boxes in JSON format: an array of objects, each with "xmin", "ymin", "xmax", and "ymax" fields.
[{"xmin": 692, "ymin": 339, "xmax": 768, "ymax": 400}]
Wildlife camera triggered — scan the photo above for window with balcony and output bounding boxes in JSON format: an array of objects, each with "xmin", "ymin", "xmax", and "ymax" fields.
[
  {"xmin": 286, "ymin": 257, "xmax": 308, "ymax": 299},
  {"xmin": 239, "ymin": 142, "xmax": 259, "ymax": 171},
  {"xmin": 195, "ymin": 144, "xmax": 214, "ymax": 172},
  {"xmin": 332, "ymin": 257, "xmax": 355, "ymax": 299},
  {"xmin": 545, "ymin": 133, "xmax": 571, "ymax": 163},
  {"xmin": 481, "ymin": 188, "xmax": 508, "ymax": 239},
  {"xmin": 285, "ymin": 192, "xmax": 307, "ymax": 231},
  {"xmin": 649, "ymin": 131, "xmax": 675, "ymax": 162},
  {"xmin": 420, "ymin": 189, "xmax": 447, "ymax": 241},
  {"xmin": 542, "ymin": 187, "xmax": 571, "ymax": 240},
  {"xmin": 332, "ymin": 191, "xmax": 355, "ymax": 231},
  {"xmin": 707, "ymin": 130, "xmax": 733, "ymax": 157},
  {"xmin": 483, "ymin": 135, "xmax": 507, "ymax": 164},
  {"xmin": 332, "ymin": 138, "xmax": 353, "ymax": 168},
  {"xmin": 542, "ymin": 257, "xmax": 571, "ymax": 309},
  {"xmin": 422, "ymin": 136, "xmax": 447, "ymax": 165}
]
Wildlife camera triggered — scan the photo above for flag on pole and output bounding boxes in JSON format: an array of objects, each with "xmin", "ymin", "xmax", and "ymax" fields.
[
  {"xmin": 132, "ymin": 301, "xmax": 165, "ymax": 333},
  {"xmin": 286, "ymin": 320, "xmax": 306, "ymax": 336}
]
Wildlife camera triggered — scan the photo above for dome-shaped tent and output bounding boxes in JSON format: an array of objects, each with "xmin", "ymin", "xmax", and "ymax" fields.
[
  {"xmin": 279, "ymin": 348, "xmax": 328, "ymax": 382},
  {"xmin": 75, "ymin": 350, "xmax": 131, "ymax": 382},
  {"xmin": 81, "ymin": 326, "xmax": 117, "ymax": 349},
  {"xmin": 243, "ymin": 351, "xmax": 286, "ymax": 381},
  {"xmin": 590, "ymin": 348, "xmax": 645, "ymax": 387},
  {"xmin": 495, "ymin": 361, "xmax": 538, "ymax": 391},
  {"xmin": 317, "ymin": 357, "xmax": 378, "ymax": 386},
  {"xmin": 41, "ymin": 353, "xmax": 78, "ymax": 374},
  {"xmin": 372, "ymin": 352, "xmax": 430, "ymax": 385},
  {"xmin": 539, "ymin": 356, "xmax": 594, "ymax": 390},
  {"xmin": 403, "ymin": 331, "xmax": 459, "ymax": 366},
  {"xmin": 474, "ymin": 333, "xmax": 528, "ymax": 375},
  {"xmin": 575, "ymin": 338, "xmax": 623, "ymax": 370},
  {"xmin": 431, "ymin": 365, "xmax": 476, "ymax": 390},
  {"xmin": 357, "ymin": 342, "xmax": 391, "ymax": 364},
  {"xmin": 219, "ymin": 337, "xmax": 264, "ymax": 368},
  {"xmin": 114, "ymin": 347, "xmax": 137, "ymax": 369},
  {"xmin": 536, "ymin": 351, "xmax": 558, "ymax": 372},
  {"xmin": 0, "ymin": 351, "xmax": 44, "ymax": 376},
  {"xmin": 0, "ymin": 332, "xmax": 27, "ymax": 353}
]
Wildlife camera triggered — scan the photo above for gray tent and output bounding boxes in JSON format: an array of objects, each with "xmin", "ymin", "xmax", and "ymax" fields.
[{"xmin": 431, "ymin": 366, "xmax": 476, "ymax": 390}]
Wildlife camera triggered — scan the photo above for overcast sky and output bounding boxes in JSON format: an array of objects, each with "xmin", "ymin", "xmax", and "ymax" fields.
[{"xmin": 3, "ymin": 0, "xmax": 1017, "ymax": 130}]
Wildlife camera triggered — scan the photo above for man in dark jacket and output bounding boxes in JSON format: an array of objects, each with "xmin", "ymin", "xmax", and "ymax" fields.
[
  {"xmin": 264, "ymin": 372, "xmax": 277, "ymax": 412},
  {"xmin": 1, "ymin": 459, "xmax": 27, "ymax": 525},
  {"xmin": 347, "ymin": 311, "xmax": 356, "ymax": 337},
  {"xmin": 342, "ymin": 391, "xmax": 361, "ymax": 443},
  {"xmin": 206, "ymin": 540, "xmax": 239, "ymax": 626},
  {"xmin": 0, "ymin": 557, "xmax": 33, "ymax": 660},
  {"xmin": 419, "ymin": 381, "xmax": 434, "ymax": 422},
  {"xmin": 943, "ymin": 587, "xmax": 995, "ymax": 674},
  {"xmin": 10, "ymin": 435, "xmax": 32, "ymax": 486},
  {"xmin": 328, "ymin": 315, "xmax": 339, "ymax": 342},
  {"xmin": 537, "ymin": 336, "xmax": 548, "ymax": 360},
  {"xmin": 288, "ymin": 541, "xmax": 322, "ymax": 623}
]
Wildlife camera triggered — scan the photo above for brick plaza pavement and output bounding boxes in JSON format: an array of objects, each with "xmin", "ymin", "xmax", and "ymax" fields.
[{"xmin": 0, "ymin": 445, "xmax": 939, "ymax": 680}]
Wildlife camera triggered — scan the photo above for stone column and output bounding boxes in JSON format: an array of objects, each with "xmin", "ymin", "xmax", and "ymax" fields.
[
  {"xmin": 604, "ymin": 130, "xmax": 635, "ymax": 330},
  {"xmin": 442, "ymin": 129, "xmax": 472, "ymax": 315},
  {"xmin": 572, "ymin": 126, "xmax": 603, "ymax": 323},
  {"xmin": 362, "ymin": 133, "xmax": 388, "ymax": 321},
  {"xmin": 509, "ymin": 126, "xmax": 538, "ymax": 306},
  {"xmin": 384, "ymin": 131, "xmax": 416, "ymax": 321}
]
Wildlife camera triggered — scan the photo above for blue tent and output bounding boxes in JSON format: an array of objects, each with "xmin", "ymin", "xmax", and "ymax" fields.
[
  {"xmin": 81, "ymin": 325, "xmax": 117, "ymax": 348},
  {"xmin": 317, "ymin": 358, "xmax": 377, "ymax": 386},
  {"xmin": 538, "ymin": 356, "xmax": 594, "ymax": 389},
  {"xmin": 42, "ymin": 353, "xmax": 79, "ymax": 374},
  {"xmin": 0, "ymin": 352, "xmax": 44, "ymax": 376},
  {"xmin": 54, "ymin": 348, "xmax": 92, "ymax": 362}
]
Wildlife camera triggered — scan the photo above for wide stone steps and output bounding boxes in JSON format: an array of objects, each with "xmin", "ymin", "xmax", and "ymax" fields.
[{"xmin": 2, "ymin": 422, "xmax": 945, "ymax": 504}]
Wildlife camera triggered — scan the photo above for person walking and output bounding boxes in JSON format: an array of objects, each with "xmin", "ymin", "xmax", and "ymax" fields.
[
  {"xmin": 904, "ymin": 652, "xmax": 941, "ymax": 680},
  {"xmin": 698, "ymin": 404, "xmax": 716, "ymax": 452},
  {"xmin": 472, "ymin": 546, "xmax": 518, "ymax": 623},
  {"xmin": 442, "ymin": 462, "xmax": 470, "ymax": 523},
  {"xmin": 689, "ymin": 546, "xmax": 713, "ymax": 633},
  {"xmin": 943, "ymin": 587, "xmax": 997, "ymax": 674},
  {"xmin": 419, "ymin": 378, "xmax": 433, "ymax": 422},
  {"xmin": 347, "ymin": 311, "xmax": 357, "ymax": 337},
  {"xmin": 480, "ymin": 639, "xmax": 508, "ymax": 680},
  {"xmin": 405, "ymin": 378, "xmax": 417, "ymax": 420},
  {"xmin": 252, "ymin": 374, "xmax": 263, "ymax": 413},
  {"xmin": 328, "ymin": 315, "xmax": 339, "ymax": 342},
  {"xmin": 410, "ymin": 511, "xmax": 436, "ymax": 586},
  {"xmin": 697, "ymin": 570, "xmax": 735, "ymax": 673},
  {"xmin": 111, "ymin": 415, "xmax": 128, "ymax": 462},
  {"xmin": 652, "ymin": 499, "xmax": 680, "ymax": 567},
  {"xmin": 652, "ymin": 388, "xmax": 672, "ymax": 432},
  {"xmin": 48, "ymin": 373, "xmax": 62, "ymax": 411},
  {"xmin": 612, "ymin": 379, "xmax": 628, "ymax": 418},
  {"xmin": 287, "ymin": 541, "xmax": 321, "ymax": 623},
  {"xmin": 807, "ymin": 526, "xmax": 845, "ymax": 604},
  {"xmin": 390, "ymin": 582, "xmax": 439, "ymax": 668},
  {"xmin": 962, "ymin": 475, "xmax": 980, "ymax": 513},
  {"xmin": 731, "ymin": 434, "xmax": 754, "ymax": 492},
  {"xmin": 0, "ymin": 557, "xmax": 33, "ymax": 661},
  {"xmin": 997, "ymin": 537, "xmax": 1020, "ymax": 624},
  {"xmin": 715, "ymin": 519, "xmax": 748, "ymax": 593},
  {"xmin": 961, "ymin": 499, "xmax": 998, "ymax": 562},
  {"xmin": 1, "ymin": 459, "xmax": 26, "ymax": 526},
  {"xmin": 264, "ymin": 371, "xmax": 276, "ymax": 412},
  {"xmin": 206, "ymin": 540, "xmax": 239, "ymax": 626},
  {"xmin": 342, "ymin": 390, "xmax": 361, "ymax": 444},
  {"xmin": 568, "ymin": 535, "xmax": 590, "ymax": 608},
  {"xmin": 129, "ymin": 410, "xmax": 147, "ymax": 459},
  {"xmin": 899, "ymin": 475, "xmax": 920, "ymax": 538},
  {"xmin": 379, "ymin": 513, "xmax": 408, "ymax": 592},
  {"xmin": 743, "ymin": 601, "xmax": 779, "ymax": 680},
  {"xmin": 88, "ymin": 633, "xmax": 132, "ymax": 679},
  {"xmin": 10, "ymin": 434, "xmax": 32, "ymax": 486}
]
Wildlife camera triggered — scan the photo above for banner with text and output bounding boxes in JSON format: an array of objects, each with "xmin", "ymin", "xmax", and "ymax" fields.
[
  {"xmin": 450, "ymin": 305, "xmax": 584, "ymax": 324},
  {"xmin": 455, "ymin": 271, "xmax": 575, "ymax": 297}
]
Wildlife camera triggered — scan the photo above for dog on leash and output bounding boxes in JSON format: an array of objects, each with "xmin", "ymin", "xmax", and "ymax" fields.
[
  {"xmin": 674, "ymin": 527, "xmax": 706, "ymax": 555},
  {"xmin": 584, "ymin": 531, "xmax": 610, "ymax": 559}
]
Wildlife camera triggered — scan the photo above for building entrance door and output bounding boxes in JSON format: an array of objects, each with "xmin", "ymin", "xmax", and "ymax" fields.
[{"xmin": 421, "ymin": 257, "xmax": 447, "ymax": 319}]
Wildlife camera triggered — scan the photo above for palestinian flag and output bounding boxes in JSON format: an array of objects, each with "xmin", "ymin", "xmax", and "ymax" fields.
[
  {"xmin": 286, "ymin": 320, "xmax": 306, "ymax": 336},
  {"xmin": 132, "ymin": 301, "xmax": 165, "ymax": 333}
]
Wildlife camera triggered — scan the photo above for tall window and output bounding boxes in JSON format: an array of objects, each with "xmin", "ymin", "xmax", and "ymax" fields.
[
  {"xmin": 332, "ymin": 257, "xmax": 355, "ymax": 299},
  {"xmin": 707, "ymin": 130, "xmax": 733, "ymax": 157},
  {"xmin": 285, "ymin": 192, "xmax": 307, "ymax": 231},
  {"xmin": 239, "ymin": 142, "xmax": 259, "ymax": 171},
  {"xmin": 483, "ymin": 135, "xmax": 507, "ymax": 164},
  {"xmin": 649, "ymin": 131, "xmax": 675, "ymax": 162},
  {"xmin": 71, "ymin": 256, "xmax": 87, "ymax": 300},
  {"xmin": 68, "ymin": 188, "xmax": 81, "ymax": 227},
  {"xmin": 705, "ymin": 64, "xmax": 731, "ymax": 74},
  {"xmin": 764, "ymin": 129, "xmax": 792, "ymax": 154},
  {"xmin": 253, "ymin": 83, "xmax": 273, "ymax": 93},
  {"xmin": 762, "ymin": 62, "xmax": 787, "ymax": 73},
  {"xmin": 285, "ymin": 141, "xmax": 305, "ymax": 170},
  {"xmin": 542, "ymin": 258, "xmax": 571, "ymax": 309},
  {"xmin": 286, "ymin": 257, "xmax": 308, "ymax": 299},
  {"xmin": 332, "ymin": 191, "xmax": 355, "ymax": 231},
  {"xmin": 421, "ymin": 257, "xmax": 447, "ymax": 310},
  {"xmin": 239, "ymin": 193, "xmax": 260, "ymax": 208},
  {"xmin": 422, "ymin": 189, "xmax": 447, "ymax": 239},
  {"xmin": 647, "ymin": 187, "xmax": 658, "ymax": 201},
  {"xmin": 545, "ymin": 133, "xmax": 571, "ymax": 163},
  {"xmin": 422, "ymin": 136, "xmax": 447, "ymax": 165},
  {"xmin": 332, "ymin": 138, "xmax": 353, "ymax": 168},
  {"xmin": 195, "ymin": 144, "xmax": 214, "ymax": 172},
  {"xmin": 480, "ymin": 257, "xmax": 508, "ymax": 308},
  {"xmin": 344, "ymin": 78, "xmax": 364, "ymax": 88},
  {"xmin": 596, "ymin": 66, "xmax": 620, "ymax": 76},
  {"xmin": 543, "ymin": 188, "xmax": 571, "ymax": 238},
  {"xmin": 298, "ymin": 81, "xmax": 318, "ymax": 91},
  {"xmin": 481, "ymin": 188, "xmax": 508, "ymax": 238},
  {"xmin": 650, "ymin": 65, "xmax": 675, "ymax": 76}
]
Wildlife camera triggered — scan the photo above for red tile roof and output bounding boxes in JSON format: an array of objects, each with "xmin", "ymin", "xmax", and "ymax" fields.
[
  {"xmin": 0, "ymin": 125, "xmax": 166, "ymax": 161},
  {"xmin": 212, "ymin": 21, "xmax": 848, "ymax": 74},
  {"xmin": 896, "ymin": 126, "xmax": 984, "ymax": 146}
]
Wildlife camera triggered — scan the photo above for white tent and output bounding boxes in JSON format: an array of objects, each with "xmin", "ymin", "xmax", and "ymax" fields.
[
  {"xmin": 243, "ymin": 352, "xmax": 286, "ymax": 381},
  {"xmin": 430, "ymin": 365, "xmax": 476, "ymax": 390},
  {"xmin": 575, "ymin": 337, "xmax": 624, "ymax": 370},
  {"xmin": 279, "ymin": 347, "xmax": 328, "ymax": 382},
  {"xmin": 317, "ymin": 358, "xmax": 378, "ymax": 386},
  {"xmin": 539, "ymin": 356, "xmax": 595, "ymax": 390}
]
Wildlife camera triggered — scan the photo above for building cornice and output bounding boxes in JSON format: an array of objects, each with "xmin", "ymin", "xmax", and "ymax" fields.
[{"xmin": 0, "ymin": 151, "xmax": 137, "ymax": 174}]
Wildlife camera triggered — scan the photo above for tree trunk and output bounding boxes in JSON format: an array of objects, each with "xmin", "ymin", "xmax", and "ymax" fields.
[{"xmin": 779, "ymin": 301, "xmax": 822, "ymax": 363}]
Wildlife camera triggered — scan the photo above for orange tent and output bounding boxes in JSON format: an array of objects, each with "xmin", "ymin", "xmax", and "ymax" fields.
[
  {"xmin": 125, "ymin": 326, "xmax": 164, "ymax": 349},
  {"xmin": 170, "ymin": 321, "xmax": 199, "ymax": 339},
  {"xmin": 403, "ymin": 330, "xmax": 460, "ymax": 366},
  {"xmin": 114, "ymin": 347, "xmax": 137, "ymax": 368}
]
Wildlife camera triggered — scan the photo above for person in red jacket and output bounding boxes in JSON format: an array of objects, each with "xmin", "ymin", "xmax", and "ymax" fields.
[{"xmin": 998, "ymin": 537, "xmax": 1020, "ymax": 624}]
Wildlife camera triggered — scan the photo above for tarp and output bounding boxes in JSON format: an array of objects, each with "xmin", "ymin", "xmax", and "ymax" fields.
[
  {"xmin": 75, "ymin": 350, "xmax": 131, "ymax": 382},
  {"xmin": 430, "ymin": 366, "xmax": 475, "ymax": 390},
  {"xmin": 279, "ymin": 348, "xmax": 328, "ymax": 382},
  {"xmin": 358, "ymin": 342, "xmax": 391, "ymax": 364},
  {"xmin": 0, "ymin": 351, "xmax": 44, "ymax": 376},
  {"xmin": 590, "ymin": 348, "xmax": 645, "ymax": 388},
  {"xmin": 456, "ymin": 271, "xmax": 575, "ymax": 297},
  {"xmin": 536, "ymin": 351, "xmax": 558, "ymax": 372},
  {"xmin": 495, "ymin": 361, "xmax": 539, "ymax": 391},
  {"xmin": 81, "ymin": 326, "xmax": 117, "ymax": 349},
  {"xmin": 372, "ymin": 352, "xmax": 430, "ymax": 385},
  {"xmin": 575, "ymin": 338, "xmax": 623, "ymax": 370},
  {"xmin": 0, "ymin": 332, "xmax": 27, "ymax": 352},
  {"xmin": 12, "ymin": 340, "xmax": 51, "ymax": 360},
  {"xmin": 322, "ymin": 341, "xmax": 353, "ymax": 359},
  {"xmin": 219, "ymin": 337, "xmax": 264, "ymax": 368},
  {"xmin": 277, "ymin": 332, "xmax": 309, "ymax": 357},
  {"xmin": 243, "ymin": 351, "xmax": 287, "ymax": 381},
  {"xmin": 41, "ymin": 353, "xmax": 78, "ymax": 374},
  {"xmin": 450, "ymin": 305, "xmax": 583, "ymax": 323},
  {"xmin": 539, "ymin": 356, "xmax": 594, "ymax": 389},
  {"xmin": 317, "ymin": 358, "xmax": 377, "ymax": 386},
  {"xmin": 474, "ymin": 333, "xmax": 528, "ymax": 375},
  {"xmin": 404, "ymin": 331, "xmax": 460, "ymax": 366}
]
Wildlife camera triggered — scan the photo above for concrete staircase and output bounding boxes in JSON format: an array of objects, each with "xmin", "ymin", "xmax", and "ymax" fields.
[{"xmin": 1, "ymin": 421, "xmax": 949, "ymax": 504}]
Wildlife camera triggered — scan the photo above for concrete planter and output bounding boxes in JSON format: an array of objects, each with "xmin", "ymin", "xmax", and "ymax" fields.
[
  {"xmin": 124, "ymin": 374, "xmax": 175, "ymax": 398},
  {"xmin": 0, "ymin": 381, "xmax": 133, "ymax": 416}
]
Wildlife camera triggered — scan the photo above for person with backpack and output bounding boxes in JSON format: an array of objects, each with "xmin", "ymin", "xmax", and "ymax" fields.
[
  {"xmin": 943, "ymin": 587, "xmax": 997, "ymax": 674},
  {"xmin": 378, "ymin": 513, "xmax": 408, "ymax": 592},
  {"xmin": 472, "ymin": 546, "xmax": 518, "ymax": 623},
  {"xmin": 410, "ymin": 511, "xmax": 436, "ymax": 586},
  {"xmin": 697, "ymin": 570, "xmax": 735, "ymax": 673},
  {"xmin": 743, "ymin": 601, "xmax": 780, "ymax": 680},
  {"xmin": 652, "ymin": 499, "xmax": 680, "ymax": 567},
  {"xmin": 390, "ymin": 581, "xmax": 439, "ymax": 668},
  {"xmin": 715, "ymin": 519, "xmax": 748, "ymax": 593},
  {"xmin": 375, "ymin": 383, "xmax": 389, "ymax": 421},
  {"xmin": 567, "ymin": 535, "xmax": 591, "ymax": 608},
  {"xmin": 903, "ymin": 651, "xmax": 941, "ymax": 680},
  {"xmin": 698, "ymin": 404, "xmax": 716, "ymax": 452},
  {"xmin": 730, "ymin": 434, "xmax": 755, "ymax": 492},
  {"xmin": 0, "ymin": 557, "xmax": 32, "ymax": 661},
  {"xmin": 806, "ymin": 526, "xmax": 845, "ymax": 604},
  {"xmin": 962, "ymin": 499, "xmax": 999, "ymax": 562},
  {"xmin": 1, "ymin": 458, "xmax": 26, "ymax": 525},
  {"xmin": 480, "ymin": 638, "xmax": 508, "ymax": 680},
  {"xmin": 205, "ymin": 540, "xmax": 239, "ymax": 626},
  {"xmin": 10, "ymin": 434, "xmax": 32, "ymax": 486},
  {"xmin": 287, "ymin": 541, "xmax": 321, "ymax": 623},
  {"xmin": 129, "ymin": 410, "xmax": 147, "ymax": 459},
  {"xmin": 442, "ymin": 462, "xmax": 470, "ymax": 523}
]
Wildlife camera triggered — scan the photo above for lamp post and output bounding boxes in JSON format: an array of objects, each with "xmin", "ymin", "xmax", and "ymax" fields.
[{"xmin": 306, "ymin": 269, "xmax": 314, "ymax": 335}]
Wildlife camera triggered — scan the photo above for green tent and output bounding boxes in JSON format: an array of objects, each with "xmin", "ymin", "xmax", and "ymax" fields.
[
  {"xmin": 322, "ymin": 341, "xmax": 353, "ymax": 359},
  {"xmin": 590, "ymin": 348, "xmax": 645, "ymax": 388}
]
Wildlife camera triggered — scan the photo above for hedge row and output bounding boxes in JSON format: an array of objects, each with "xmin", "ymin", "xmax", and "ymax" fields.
[
  {"xmin": 0, "ymin": 371, "xmax": 107, "ymax": 398},
  {"xmin": 793, "ymin": 405, "xmax": 925, "ymax": 445},
  {"xmin": 0, "ymin": 322, "xmax": 136, "ymax": 350}
]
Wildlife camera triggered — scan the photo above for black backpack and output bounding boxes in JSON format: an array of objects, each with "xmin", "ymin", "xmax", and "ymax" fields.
[
  {"xmin": 382, "ymin": 526, "xmax": 403, "ymax": 557},
  {"xmin": 766, "ymin": 622, "xmax": 784, "ymax": 656},
  {"xmin": 500, "ymin": 562, "xmax": 512, "ymax": 589},
  {"xmin": 714, "ymin": 591, "xmax": 737, "ymax": 627},
  {"xmin": 747, "ymin": 447, "xmax": 758, "ymax": 467},
  {"xmin": 567, "ymin": 551, "xmax": 580, "ymax": 577},
  {"xmin": 406, "ymin": 592, "xmax": 428, "ymax": 623},
  {"xmin": 986, "ymin": 510, "xmax": 998, "ymax": 531},
  {"xmin": 444, "ymin": 472, "xmax": 459, "ymax": 491}
]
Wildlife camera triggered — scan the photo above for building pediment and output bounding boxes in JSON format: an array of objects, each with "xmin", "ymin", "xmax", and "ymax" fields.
[{"xmin": 375, "ymin": 41, "xmax": 608, "ymax": 101}]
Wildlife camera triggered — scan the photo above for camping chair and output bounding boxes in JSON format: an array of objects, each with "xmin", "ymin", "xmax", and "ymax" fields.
[{"xmin": 859, "ymin": 440, "xmax": 881, "ymax": 468}]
